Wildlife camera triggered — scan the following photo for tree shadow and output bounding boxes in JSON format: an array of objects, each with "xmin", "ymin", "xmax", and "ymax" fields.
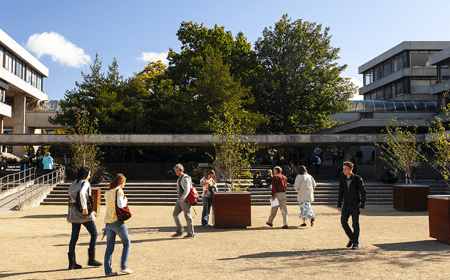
[
  {"xmin": 374, "ymin": 240, "xmax": 450, "ymax": 252},
  {"xmin": 21, "ymin": 214, "xmax": 68, "ymax": 219},
  {"xmin": 0, "ymin": 267, "xmax": 97, "ymax": 279}
]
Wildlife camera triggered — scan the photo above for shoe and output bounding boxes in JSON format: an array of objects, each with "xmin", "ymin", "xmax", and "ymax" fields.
[
  {"xmin": 310, "ymin": 218, "xmax": 315, "ymax": 227},
  {"xmin": 87, "ymin": 248, "xmax": 102, "ymax": 266},
  {"xmin": 172, "ymin": 231, "xmax": 182, "ymax": 237},
  {"xmin": 67, "ymin": 252, "xmax": 82, "ymax": 270},
  {"xmin": 121, "ymin": 268, "xmax": 134, "ymax": 274},
  {"xmin": 282, "ymin": 225, "xmax": 288, "ymax": 229},
  {"xmin": 184, "ymin": 233, "xmax": 195, "ymax": 238},
  {"xmin": 346, "ymin": 241, "xmax": 353, "ymax": 248},
  {"xmin": 106, "ymin": 272, "xmax": 118, "ymax": 276},
  {"xmin": 351, "ymin": 243, "xmax": 359, "ymax": 250},
  {"xmin": 300, "ymin": 223, "xmax": 307, "ymax": 227},
  {"xmin": 266, "ymin": 222, "xmax": 273, "ymax": 227}
]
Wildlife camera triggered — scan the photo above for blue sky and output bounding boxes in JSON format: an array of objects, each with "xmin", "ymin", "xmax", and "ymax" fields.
[{"xmin": 3, "ymin": 0, "xmax": 450, "ymax": 101}]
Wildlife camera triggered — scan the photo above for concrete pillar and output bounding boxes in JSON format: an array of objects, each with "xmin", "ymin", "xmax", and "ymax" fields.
[
  {"xmin": 12, "ymin": 93, "xmax": 27, "ymax": 157},
  {"xmin": 344, "ymin": 143, "xmax": 351, "ymax": 162},
  {"xmin": 0, "ymin": 115, "xmax": 3, "ymax": 153}
]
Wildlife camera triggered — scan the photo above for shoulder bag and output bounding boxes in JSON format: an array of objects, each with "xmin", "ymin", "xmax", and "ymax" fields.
[{"xmin": 115, "ymin": 188, "xmax": 132, "ymax": 222}]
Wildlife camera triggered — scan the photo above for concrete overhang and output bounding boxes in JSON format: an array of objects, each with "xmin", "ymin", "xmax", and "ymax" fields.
[
  {"xmin": 0, "ymin": 133, "xmax": 427, "ymax": 146},
  {"xmin": 0, "ymin": 69, "xmax": 48, "ymax": 101},
  {"xmin": 0, "ymin": 28, "xmax": 49, "ymax": 77},
  {"xmin": 430, "ymin": 81, "xmax": 450, "ymax": 95},
  {"xmin": 359, "ymin": 41, "xmax": 450, "ymax": 74},
  {"xmin": 430, "ymin": 47, "xmax": 450, "ymax": 66},
  {"xmin": 0, "ymin": 102, "xmax": 12, "ymax": 118}
]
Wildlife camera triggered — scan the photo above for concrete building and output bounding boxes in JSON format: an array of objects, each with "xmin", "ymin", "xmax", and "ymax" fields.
[
  {"xmin": 0, "ymin": 28, "xmax": 49, "ymax": 156},
  {"xmin": 430, "ymin": 46, "xmax": 450, "ymax": 117}
]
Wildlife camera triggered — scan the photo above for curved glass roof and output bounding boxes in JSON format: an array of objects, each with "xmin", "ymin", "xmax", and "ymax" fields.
[
  {"xmin": 349, "ymin": 100, "xmax": 438, "ymax": 113},
  {"xmin": 27, "ymin": 100, "xmax": 62, "ymax": 111}
]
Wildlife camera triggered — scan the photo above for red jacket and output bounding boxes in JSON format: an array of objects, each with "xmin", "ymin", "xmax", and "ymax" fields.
[{"xmin": 271, "ymin": 173, "xmax": 287, "ymax": 197}]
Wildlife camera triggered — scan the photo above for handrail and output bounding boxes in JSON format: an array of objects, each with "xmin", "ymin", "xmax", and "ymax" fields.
[
  {"xmin": 16, "ymin": 167, "xmax": 66, "ymax": 206},
  {"xmin": 0, "ymin": 167, "xmax": 36, "ymax": 194}
]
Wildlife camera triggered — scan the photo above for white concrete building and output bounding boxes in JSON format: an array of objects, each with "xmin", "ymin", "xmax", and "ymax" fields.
[{"xmin": 0, "ymin": 28, "xmax": 49, "ymax": 156}]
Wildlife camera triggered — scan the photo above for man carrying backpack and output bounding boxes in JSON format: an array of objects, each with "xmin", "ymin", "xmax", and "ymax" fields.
[{"xmin": 172, "ymin": 164, "xmax": 195, "ymax": 238}]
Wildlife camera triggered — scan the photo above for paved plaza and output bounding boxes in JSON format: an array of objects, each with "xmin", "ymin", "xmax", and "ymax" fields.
[{"xmin": 1, "ymin": 204, "xmax": 450, "ymax": 279}]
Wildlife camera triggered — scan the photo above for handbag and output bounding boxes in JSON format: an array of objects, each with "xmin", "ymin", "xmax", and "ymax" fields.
[
  {"xmin": 75, "ymin": 182, "xmax": 94, "ymax": 214},
  {"xmin": 115, "ymin": 188, "xmax": 132, "ymax": 222}
]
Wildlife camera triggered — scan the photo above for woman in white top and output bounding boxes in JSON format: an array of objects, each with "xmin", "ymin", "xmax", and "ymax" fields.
[
  {"xmin": 103, "ymin": 173, "xmax": 133, "ymax": 276},
  {"xmin": 200, "ymin": 170, "xmax": 217, "ymax": 226},
  {"xmin": 294, "ymin": 165, "xmax": 316, "ymax": 227}
]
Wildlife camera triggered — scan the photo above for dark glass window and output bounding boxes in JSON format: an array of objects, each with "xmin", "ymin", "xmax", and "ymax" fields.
[
  {"xmin": 402, "ymin": 53, "xmax": 407, "ymax": 68},
  {"xmin": 385, "ymin": 85, "xmax": 392, "ymax": 100},
  {"xmin": 0, "ymin": 47, "xmax": 3, "ymax": 68},
  {"xmin": 396, "ymin": 80, "xmax": 404, "ymax": 95},
  {"xmin": 384, "ymin": 61, "xmax": 391, "ymax": 77},
  {"xmin": 395, "ymin": 55, "xmax": 402, "ymax": 72}
]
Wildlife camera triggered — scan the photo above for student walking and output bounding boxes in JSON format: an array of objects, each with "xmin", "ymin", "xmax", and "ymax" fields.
[
  {"xmin": 266, "ymin": 166, "xmax": 288, "ymax": 229},
  {"xmin": 103, "ymin": 173, "xmax": 133, "ymax": 276},
  {"xmin": 172, "ymin": 164, "xmax": 195, "ymax": 238},
  {"xmin": 200, "ymin": 170, "xmax": 217, "ymax": 226},
  {"xmin": 294, "ymin": 166, "xmax": 316, "ymax": 227},
  {"xmin": 337, "ymin": 161, "xmax": 366, "ymax": 250},
  {"xmin": 67, "ymin": 167, "xmax": 102, "ymax": 270}
]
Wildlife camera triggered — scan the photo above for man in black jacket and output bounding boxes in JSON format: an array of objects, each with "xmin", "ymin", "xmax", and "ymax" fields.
[{"xmin": 337, "ymin": 161, "xmax": 366, "ymax": 250}]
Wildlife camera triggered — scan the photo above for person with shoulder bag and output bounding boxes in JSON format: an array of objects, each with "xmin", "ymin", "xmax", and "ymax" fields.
[
  {"xmin": 294, "ymin": 165, "xmax": 316, "ymax": 227},
  {"xmin": 67, "ymin": 167, "xmax": 102, "ymax": 270},
  {"xmin": 103, "ymin": 173, "xmax": 133, "ymax": 276},
  {"xmin": 172, "ymin": 164, "xmax": 195, "ymax": 238}
]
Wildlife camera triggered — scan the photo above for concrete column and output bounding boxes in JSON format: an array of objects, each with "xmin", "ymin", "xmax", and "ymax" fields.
[
  {"xmin": 344, "ymin": 143, "xmax": 351, "ymax": 162},
  {"xmin": 0, "ymin": 115, "xmax": 3, "ymax": 153},
  {"xmin": 12, "ymin": 93, "xmax": 27, "ymax": 157}
]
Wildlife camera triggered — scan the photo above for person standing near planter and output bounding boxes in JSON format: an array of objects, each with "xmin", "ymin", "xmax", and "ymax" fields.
[
  {"xmin": 200, "ymin": 170, "xmax": 217, "ymax": 226},
  {"xmin": 337, "ymin": 161, "xmax": 366, "ymax": 250},
  {"xmin": 294, "ymin": 165, "xmax": 316, "ymax": 227},
  {"xmin": 172, "ymin": 164, "xmax": 195, "ymax": 238},
  {"xmin": 266, "ymin": 166, "xmax": 288, "ymax": 229}
]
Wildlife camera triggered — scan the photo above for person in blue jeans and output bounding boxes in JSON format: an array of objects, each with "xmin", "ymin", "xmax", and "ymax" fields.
[
  {"xmin": 200, "ymin": 170, "xmax": 217, "ymax": 226},
  {"xmin": 104, "ymin": 173, "xmax": 133, "ymax": 276},
  {"xmin": 337, "ymin": 161, "xmax": 366, "ymax": 250},
  {"xmin": 67, "ymin": 167, "xmax": 102, "ymax": 270}
]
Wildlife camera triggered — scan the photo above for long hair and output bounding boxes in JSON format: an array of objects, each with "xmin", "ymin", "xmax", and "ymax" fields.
[
  {"xmin": 107, "ymin": 173, "xmax": 127, "ymax": 190},
  {"xmin": 76, "ymin": 167, "xmax": 90, "ymax": 183},
  {"xmin": 298, "ymin": 165, "xmax": 308, "ymax": 175}
]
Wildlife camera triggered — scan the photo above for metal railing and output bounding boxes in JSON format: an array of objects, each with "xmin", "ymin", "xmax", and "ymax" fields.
[
  {"xmin": 0, "ymin": 167, "xmax": 36, "ymax": 194},
  {"xmin": 16, "ymin": 167, "xmax": 66, "ymax": 206}
]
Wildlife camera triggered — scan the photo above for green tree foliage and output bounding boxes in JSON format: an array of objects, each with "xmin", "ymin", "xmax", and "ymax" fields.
[
  {"xmin": 50, "ymin": 54, "xmax": 146, "ymax": 133},
  {"xmin": 253, "ymin": 14, "xmax": 356, "ymax": 134},
  {"xmin": 376, "ymin": 118, "xmax": 421, "ymax": 185}
]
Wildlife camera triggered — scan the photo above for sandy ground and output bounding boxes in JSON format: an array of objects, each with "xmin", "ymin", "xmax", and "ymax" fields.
[{"xmin": 1, "ymin": 204, "xmax": 450, "ymax": 280}]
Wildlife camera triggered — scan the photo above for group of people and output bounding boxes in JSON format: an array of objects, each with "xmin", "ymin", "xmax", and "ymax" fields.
[
  {"xmin": 67, "ymin": 167, "xmax": 132, "ymax": 276},
  {"xmin": 27, "ymin": 146, "xmax": 54, "ymax": 172},
  {"xmin": 67, "ymin": 160, "xmax": 366, "ymax": 276},
  {"xmin": 252, "ymin": 169, "xmax": 273, "ymax": 188}
]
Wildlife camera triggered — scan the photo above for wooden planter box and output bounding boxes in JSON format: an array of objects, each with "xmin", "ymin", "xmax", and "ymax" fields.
[
  {"xmin": 393, "ymin": 185, "xmax": 429, "ymax": 211},
  {"xmin": 213, "ymin": 192, "xmax": 251, "ymax": 228},
  {"xmin": 428, "ymin": 195, "xmax": 450, "ymax": 244},
  {"xmin": 91, "ymin": 188, "xmax": 101, "ymax": 214}
]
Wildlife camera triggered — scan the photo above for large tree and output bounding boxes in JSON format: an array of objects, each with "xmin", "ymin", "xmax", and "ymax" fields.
[{"xmin": 254, "ymin": 14, "xmax": 356, "ymax": 134}]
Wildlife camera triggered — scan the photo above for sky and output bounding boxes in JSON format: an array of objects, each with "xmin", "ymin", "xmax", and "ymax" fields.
[{"xmin": 3, "ymin": 0, "xmax": 450, "ymax": 101}]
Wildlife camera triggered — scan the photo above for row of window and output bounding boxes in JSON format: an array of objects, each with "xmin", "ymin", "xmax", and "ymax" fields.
[
  {"xmin": 363, "ymin": 51, "xmax": 439, "ymax": 86},
  {"xmin": 0, "ymin": 89, "xmax": 5, "ymax": 103},
  {"xmin": 0, "ymin": 44, "xmax": 43, "ymax": 92},
  {"xmin": 364, "ymin": 78, "xmax": 439, "ymax": 100}
]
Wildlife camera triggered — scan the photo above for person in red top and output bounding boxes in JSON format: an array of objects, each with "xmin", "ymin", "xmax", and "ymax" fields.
[{"xmin": 266, "ymin": 166, "xmax": 289, "ymax": 229}]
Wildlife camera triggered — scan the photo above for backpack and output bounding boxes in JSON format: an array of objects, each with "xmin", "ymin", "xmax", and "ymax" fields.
[{"xmin": 182, "ymin": 174, "xmax": 199, "ymax": 205}]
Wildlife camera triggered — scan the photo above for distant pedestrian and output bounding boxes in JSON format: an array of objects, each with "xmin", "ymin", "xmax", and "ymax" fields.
[
  {"xmin": 294, "ymin": 165, "xmax": 316, "ymax": 227},
  {"xmin": 265, "ymin": 169, "xmax": 273, "ymax": 189},
  {"xmin": 312, "ymin": 155, "xmax": 321, "ymax": 173},
  {"xmin": 172, "ymin": 164, "xmax": 195, "ymax": 238},
  {"xmin": 27, "ymin": 146, "xmax": 35, "ymax": 165},
  {"xmin": 103, "ymin": 173, "xmax": 133, "ymax": 276},
  {"xmin": 356, "ymin": 148, "xmax": 363, "ymax": 165},
  {"xmin": 337, "ymin": 161, "xmax": 366, "ymax": 250},
  {"xmin": 331, "ymin": 146, "xmax": 339, "ymax": 165},
  {"xmin": 67, "ymin": 167, "xmax": 102, "ymax": 270},
  {"xmin": 266, "ymin": 166, "xmax": 288, "ymax": 229},
  {"xmin": 200, "ymin": 170, "xmax": 217, "ymax": 226},
  {"xmin": 253, "ymin": 171, "xmax": 262, "ymax": 188},
  {"xmin": 43, "ymin": 152, "xmax": 54, "ymax": 174}
]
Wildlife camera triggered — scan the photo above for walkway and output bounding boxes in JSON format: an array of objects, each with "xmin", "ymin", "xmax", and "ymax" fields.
[{"xmin": 1, "ymin": 204, "xmax": 449, "ymax": 279}]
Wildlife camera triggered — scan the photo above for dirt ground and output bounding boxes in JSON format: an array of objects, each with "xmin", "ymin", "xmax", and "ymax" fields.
[{"xmin": 1, "ymin": 204, "xmax": 450, "ymax": 280}]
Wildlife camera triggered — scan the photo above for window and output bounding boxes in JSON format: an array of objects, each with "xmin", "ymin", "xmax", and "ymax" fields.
[
  {"xmin": 32, "ymin": 71, "xmax": 37, "ymax": 87},
  {"xmin": 410, "ymin": 51, "xmax": 431, "ymax": 67},
  {"xmin": 385, "ymin": 85, "xmax": 392, "ymax": 100},
  {"xmin": 15, "ymin": 60, "xmax": 23, "ymax": 79},
  {"xmin": 402, "ymin": 53, "xmax": 407, "ymax": 68},
  {"xmin": 26, "ymin": 67, "xmax": 32, "ymax": 84},
  {"xmin": 370, "ymin": 91, "xmax": 376, "ymax": 100},
  {"xmin": 395, "ymin": 54, "xmax": 402, "ymax": 72},
  {"xmin": 411, "ymin": 79, "xmax": 430, "ymax": 93},
  {"xmin": 37, "ymin": 75, "xmax": 42, "ymax": 91},
  {"xmin": 0, "ymin": 89, "xmax": 4, "ymax": 103},
  {"xmin": 384, "ymin": 60, "xmax": 391, "ymax": 77},
  {"xmin": 440, "ymin": 64, "xmax": 450, "ymax": 82},
  {"xmin": 364, "ymin": 70, "xmax": 373, "ymax": 85},
  {"xmin": 396, "ymin": 80, "xmax": 404, "ymax": 95},
  {"xmin": 392, "ymin": 84, "xmax": 396, "ymax": 99},
  {"xmin": 376, "ymin": 88, "xmax": 384, "ymax": 100},
  {"xmin": 0, "ymin": 47, "xmax": 3, "ymax": 68},
  {"xmin": 5, "ymin": 53, "xmax": 12, "ymax": 72}
]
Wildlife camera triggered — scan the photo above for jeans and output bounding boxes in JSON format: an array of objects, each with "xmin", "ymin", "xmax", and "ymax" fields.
[
  {"xmin": 173, "ymin": 200, "xmax": 194, "ymax": 235},
  {"xmin": 202, "ymin": 196, "xmax": 212, "ymax": 226},
  {"xmin": 341, "ymin": 204, "xmax": 361, "ymax": 244},
  {"xmin": 69, "ymin": 221, "xmax": 98, "ymax": 253},
  {"xmin": 104, "ymin": 220, "xmax": 131, "ymax": 275}
]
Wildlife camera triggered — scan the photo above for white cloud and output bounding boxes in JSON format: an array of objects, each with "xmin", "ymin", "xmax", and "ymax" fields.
[
  {"xmin": 137, "ymin": 51, "xmax": 169, "ymax": 64},
  {"xmin": 348, "ymin": 77, "xmax": 364, "ymax": 100},
  {"xmin": 25, "ymin": 32, "xmax": 91, "ymax": 68}
]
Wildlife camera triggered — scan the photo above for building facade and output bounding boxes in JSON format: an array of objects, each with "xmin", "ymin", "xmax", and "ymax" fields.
[{"xmin": 0, "ymin": 28, "xmax": 49, "ymax": 155}]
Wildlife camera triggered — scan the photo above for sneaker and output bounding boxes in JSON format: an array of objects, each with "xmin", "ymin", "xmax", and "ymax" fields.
[
  {"xmin": 351, "ymin": 243, "xmax": 359, "ymax": 250},
  {"xmin": 172, "ymin": 231, "xmax": 182, "ymax": 237},
  {"xmin": 346, "ymin": 241, "xmax": 353, "ymax": 248},
  {"xmin": 106, "ymin": 272, "xmax": 118, "ymax": 277},
  {"xmin": 121, "ymin": 268, "xmax": 134, "ymax": 274},
  {"xmin": 310, "ymin": 218, "xmax": 315, "ymax": 227},
  {"xmin": 184, "ymin": 233, "xmax": 195, "ymax": 238},
  {"xmin": 266, "ymin": 222, "xmax": 273, "ymax": 227},
  {"xmin": 300, "ymin": 223, "xmax": 307, "ymax": 227},
  {"xmin": 282, "ymin": 225, "xmax": 288, "ymax": 229}
]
